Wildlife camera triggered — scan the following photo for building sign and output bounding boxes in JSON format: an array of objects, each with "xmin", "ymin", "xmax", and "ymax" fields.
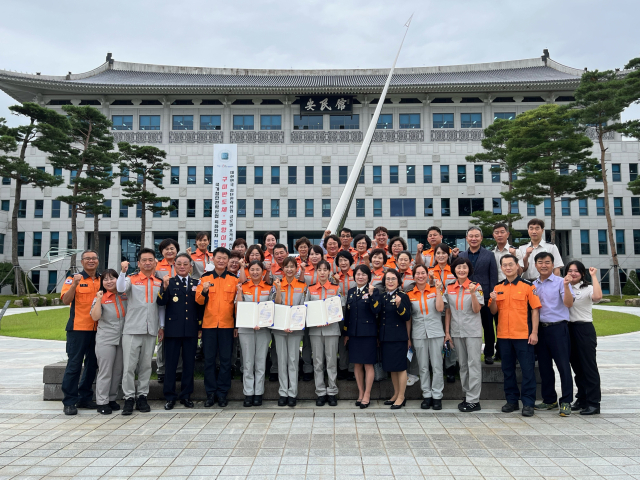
[
  {"xmin": 212, "ymin": 144, "xmax": 237, "ymax": 249},
  {"xmin": 298, "ymin": 96, "xmax": 353, "ymax": 115}
]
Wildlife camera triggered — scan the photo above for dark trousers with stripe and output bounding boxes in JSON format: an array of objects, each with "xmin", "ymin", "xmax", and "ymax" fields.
[
  {"xmin": 569, "ymin": 322, "xmax": 601, "ymax": 408},
  {"xmin": 62, "ymin": 331, "xmax": 98, "ymax": 406},
  {"xmin": 535, "ymin": 321, "xmax": 573, "ymax": 405},
  {"xmin": 163, "ymin": 336, "xmax": 197, "ymax": 402}
]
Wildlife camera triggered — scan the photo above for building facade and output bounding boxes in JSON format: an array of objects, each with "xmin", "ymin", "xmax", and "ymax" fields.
[{"xmin": 0, "ymin": 52, "xmax": 638, "ymax": 294}]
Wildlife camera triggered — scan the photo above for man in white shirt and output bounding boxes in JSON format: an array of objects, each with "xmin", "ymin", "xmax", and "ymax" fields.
[
  {"xmin": 518, "ymin": 219, "xmax": 563, "ymax": 281},
  {"xmin": 492, "ymin": 223, "xmax": 523, "ymax": 282}
]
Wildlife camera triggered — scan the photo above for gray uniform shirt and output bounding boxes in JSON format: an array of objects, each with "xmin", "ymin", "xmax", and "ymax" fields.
[
  {"xmin": 444, "ymin": 281, "xmax": 484, "ymax": 338},
  {"xmin": 92, "ymin": 291, "xmax": 127, "ymax": 346},
  {"xmin": 117, "ymin": 272, "xmax": 162, "ymax": 336}
]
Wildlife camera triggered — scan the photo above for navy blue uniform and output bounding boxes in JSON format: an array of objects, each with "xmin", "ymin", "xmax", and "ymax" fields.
[
  {"xmin": 378, "ymin": 290, "xmax": 411, "ymax": 372},
  {"xmin": 344, "ymin": 287, "xmax": 381, "ymax": 365}
]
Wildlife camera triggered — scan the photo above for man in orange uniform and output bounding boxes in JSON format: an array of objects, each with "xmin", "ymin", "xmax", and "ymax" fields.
[
  {"xmin": 196, "ymin": 247, "xmax": 239, "ymax": 408},
  {"xmin": 489, "ymin": 254, "xmax": 541, "ymax": 417},
  {"xmin": 60, "ymin": 250, "xmax": 102, "ymax": 415}
]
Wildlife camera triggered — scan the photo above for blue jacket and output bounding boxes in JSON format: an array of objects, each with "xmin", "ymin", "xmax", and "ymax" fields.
[
  {"xmin": 457, "ymin": 246, "xmax": 498, "ymax": 302},
  {"xmin": 157, "ymin": 276, "xmax": 201, "ymax": 338},
  {"xmin": 378, "ymin": 290, "xmax": 411, "ymax": 342},
  {"xmin": 344, "ymin": 287, "xmax": 381, "ymax": 337}
]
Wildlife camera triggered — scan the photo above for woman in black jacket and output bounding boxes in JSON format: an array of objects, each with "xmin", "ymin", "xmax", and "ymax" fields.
[
  {"xmin": 344, "ymin": 265, "xmax": 381, "ymax": 409},
  {"xmin": 379, "ymin": 269, "xmax": 412, "ymax": 409}
]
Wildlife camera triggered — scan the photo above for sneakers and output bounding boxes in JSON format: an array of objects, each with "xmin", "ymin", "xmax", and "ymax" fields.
[
  {"xmin": 122, "ymin": 398, "xmax": 135, "ymax": 416},
  {"xmin": 459, "ymin": 401, "xmax": 481, "ymax": 412},
  {"xmin": 432, "ymin": 399, "xmax": 442, "ymax": 410},
  {"xmin": 421, "ymin": 398, "xmax": 433, "ymax": 410},
  {"xmin": 135, "ymin": 395, "xmax": 151, "ymax": 413},
  {"xmin": 534, "ymin": 401, "xmax": 558, "ymax": 410},
  {"xmin": 97, "ymin": 404, "xmax": 112, "ymax": 415},
  {"xmin": 406, "ymin": 374, "xmax": 419, "ymax": 386},
  {"xmin": 522, "ymin": 405, "xmax": 535, "ymax": 417},
  {"xmin": 559, "ymin": 403, "xmax": 572, "ymax": 417}
]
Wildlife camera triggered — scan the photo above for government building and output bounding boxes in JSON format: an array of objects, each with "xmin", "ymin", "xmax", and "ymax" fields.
[{"xmin": 0, "ymin": 51, "xmax": 638, "ymax": 294}]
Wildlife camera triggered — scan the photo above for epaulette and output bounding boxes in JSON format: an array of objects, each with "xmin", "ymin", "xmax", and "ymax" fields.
[{"xmin": 521, "ymin": 279, "xmax": 534, "ymax": 286}]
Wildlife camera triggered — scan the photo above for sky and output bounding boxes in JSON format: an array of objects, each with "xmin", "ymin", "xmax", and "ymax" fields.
[{"xmin": 1, "ymin": 0, "xmax": 639, "ymax": 127}]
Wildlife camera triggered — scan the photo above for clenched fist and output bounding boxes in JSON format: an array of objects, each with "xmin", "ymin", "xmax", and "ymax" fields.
[
  {"xmin": 121, "ymin": 261, "xmax": 129, "ymax": 274},
  {"xmin": 72, "ymin": 273, "xmax": 83, "ymax": 286}
]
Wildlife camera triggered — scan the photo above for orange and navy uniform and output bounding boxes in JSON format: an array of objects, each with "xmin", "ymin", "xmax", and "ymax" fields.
[
  {"xmin": 61, "ymin": 270, "xmax": 101, "ymax": 331},
  {"xmin": 489, "ymin": 276, "xmax": 542, "ymax": 340},
  {"xmin": 240, "ymin": 279, "xmax": 274, "ymax": 303},
  {"xmin": 195, "ymin": 269, "xmax": 239, "ymax": 329}
]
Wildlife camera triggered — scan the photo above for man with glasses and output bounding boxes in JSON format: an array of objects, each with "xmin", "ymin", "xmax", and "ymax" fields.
[{"xmin": 60, "ymin": 250, "xmax": 101, "ymax": 415}]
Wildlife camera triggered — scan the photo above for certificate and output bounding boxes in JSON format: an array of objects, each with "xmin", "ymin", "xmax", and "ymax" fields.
[
  {"xmin": 272, "ymin": 304, "xmax": 306, "ymax": 331},
  {"xmin": 236, "ymin": 301, "xmax": 275, "ymax": 328},
  {"xmin": 324, "ymin": 296, "xmax": 343, "ymax": 324},
  {"xmin": 305, "ymin": 296, "xmax": 343, "ymax": 327},
  {"xmin": 289, "ymin": 306, "xmax": 306, "ymax": 330}
]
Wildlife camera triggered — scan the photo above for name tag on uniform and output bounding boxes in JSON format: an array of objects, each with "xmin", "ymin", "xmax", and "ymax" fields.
[
  {"xmin": 261, "ymin": 290, "xmax": 270, "ymax": 295},
  {"xmin": 80, "ymin": 284, "xmax": 88, "ymax": 287},
  {"xmin": 294, "ymin": 288, "xmax": 302, "ymax": 293}
]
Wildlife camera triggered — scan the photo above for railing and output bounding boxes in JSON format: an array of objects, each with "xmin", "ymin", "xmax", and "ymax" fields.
[
  {"xmin": 430, "ymin": 129, "xmax": 485, "ymax": 142},
  {"xmin": 112, "ymin": 131, "xmax": 163, "ymax": 144},
  {"xmin": 372, "ymin": 130, "xmax": 424, "ymax": 142},
  {"xmin": 169, "ymin": 131, "xmax": 223, "ymax": 143},
  {"xmin": 291, "ymin": 130, "xmax": 363, "ymax": 143},
  {"xmin": 230, "ymin": 131, "xmax": 284, "ymax": 143},
  {"xmin": 585, "ymin": 127, "xmax": 616, "ymax": 141}
]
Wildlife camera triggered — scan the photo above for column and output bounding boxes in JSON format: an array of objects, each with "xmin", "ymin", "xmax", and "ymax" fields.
[
  {"xmin": 245, "ymin": 230, "xmax": 255, "ymax": 245},
  {"xmin": 178, "ymin": 231, "xmax": 187, "ymax": 252},
  {"xmin": 222, "ymin": 98, "xmax": 232, "ymax": 143},
  {"xmin": 108, "ymin": 231, "xmax": 120, "ymax": 270},
  {"xmin": 279, "ymin": 230, "xmax": 288, "ymax": 250}
]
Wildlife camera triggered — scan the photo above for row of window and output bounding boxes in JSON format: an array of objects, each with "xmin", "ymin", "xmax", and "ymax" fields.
[
  {"xmin": 11, "ymin": 231, "xmax": 73, "ymax": 257},
  {"xmin": 29, "ymin": 270, "xmax": 58, "ymax": 294},
  {"xmin": 580, "ymin": 229, "xmax": 640, "ymax": 256}
]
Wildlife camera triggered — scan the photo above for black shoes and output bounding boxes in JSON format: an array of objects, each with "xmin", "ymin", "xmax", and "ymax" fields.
[
  {"xmin": 180, "ymin": 398, "xmax": 194, "ymax": 408},
  {"xmin": 580, "ymin": 406, "xmax": 600, "ymax": 415},
  {"xmin": 360, "ymin": 401, "xmax": 370, "ymax": 409},
  {"xmin": 316, "ymin": 395, "xmax": 327, "ymax": 406},
  {"xmin": 278, "ymin": 396, "xmax": 288, "ymax": 407},
  {"xmin": 571, "ymin": 400, "xmax": 586, "ymax": 411},
  {"xmin": 383, "ymin": 400, "xmax": 395, "ymax": 406},
  {"xmin": 446, "ymin": 375, "xmax": 456, "ymax": 383},
  {"xmin": 157, "ymin": 374, "xmax": 165, "ymax": 384},
  {"xmin": 355, "ymin": 400, "xmax": 362, "ymax": 407},
  {"xmin": 97, "ymin": 404, "xmax": 112, "ymax": 415},
  {"xmin": 204, "ymin": 395, "xmax": 216, "ymax": 408},
  {"xmin": 432, "ymin": 399, "xmax": 442, "ymax": 410},
  {"xmin": 253, "ymin": 395, "xmax": 263, "ymax": 406},
  {"xmin": 243, "ymin": 395, "xmax": 253, "ymax": 407},
  {"xmin": 218, "ymin": 396, "xmax": 228, "ymax": 408},
  {"xmin": 63, "ymin": 405, "xmax": 77, "ymax": 416},
  {"xmin": 303, "ymin": 372, "xmax": 313, "ymax": 382},
  {"xmin": 76, "ymin": 400, "xmax": 98, "ymax": 409},
  {"xmin": 390, "ymin": 399, "xmax": 406, "ymax": 410},
  {"xmin": 164, "ymin": 400, "xmax": 175, "ymax": 410},
  {"xmin": 484, "ymin": 356, "xmax": 495, "ymax": 365},
  {"xmin": 502, "ymin": 402, "xmax": 519, "ymax": 413},
  {"xmin": 522, "ymin": 405, "xmax": 535, "ymax": 417},
  {"xmin": 108, "ymin": 401, "xmax": 120, "ymax": 411},
  {"xmin": 328, "ymin": 395, "xmax": 338, "ymax": 407},
  {"xmin": 136, "ymin": 395, "xmax": 151, "ymax": 413},
  {"xmin": 269, "ymin": 373, "xmax": 278, "ymax": 382},
  {"xmin": 122, "ymin": 398, "xmax": 135, "ymax": 416},
  {"xmin": 421, "ymin": 398, "xmax": 433, "ymax": 410},
  {"xmin": 288, "ymin": 397, "xmax": 297, "ymax": 407},
  {"xmin": 459, "ymin": 401, "xmax": 481, "ymax": 412}
]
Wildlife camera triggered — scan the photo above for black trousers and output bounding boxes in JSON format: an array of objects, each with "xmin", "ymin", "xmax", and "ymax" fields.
[
  {"xmin": 569, "ymin": 322, "xmax": 601, "ymax": 407},
  {"xmin": 202, "ymin": 328, "xmax": 234, "ymax": 398},
  {"xmin": 62, "ymin": 331, "xmax": 98, "ymax": 406},
  {"xmin": 480, "ymin": 305, "xmax": 496, "ymax": 357},
  {"xmin": 498, "ymin": 338, "xmax": 537, "ymax": 407},
  {"xmin": 163, "ymin": 336, "xmax": 197, "ymax": 401},
  {"xmin": 535, "ymin": 321, "xmax": 573, "ymax": 404},
  {"xmin": 493, "ymin": 312, "xmax": 501, "ymax": 359}
]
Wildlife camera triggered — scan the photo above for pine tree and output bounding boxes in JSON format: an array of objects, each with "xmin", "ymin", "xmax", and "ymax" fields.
[{"xmin": 469, "ymin": 211, "xmax": 524, "ymax": 249}]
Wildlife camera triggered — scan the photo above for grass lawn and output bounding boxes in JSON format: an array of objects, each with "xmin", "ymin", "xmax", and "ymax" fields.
[
  {"xmin": 0, "ymin": 293, "xmax": 60, "ymax": 308},
  {"xmin": 1, "ymin": 306, "xmax": 639, "ymax": 341},
  {"xmin": 600, "ymin": 295, "xmax": 640, "ymax": 307}
]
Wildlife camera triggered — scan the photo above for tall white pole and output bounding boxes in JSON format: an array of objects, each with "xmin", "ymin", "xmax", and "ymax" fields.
[{"xmin": 327, "ymin": 15, "xmax": 413, "ymax": 234}]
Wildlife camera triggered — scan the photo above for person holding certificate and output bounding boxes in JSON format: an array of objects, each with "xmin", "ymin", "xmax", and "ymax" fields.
[
  {"xmin": 237, "ymin": 260, "xmax": 276, "ymax": 407},
  {"xmin": 305, "ymin": 260, "xmax": 341, "ymax": 406},
  {"xmin": 272, "ymin": 257, "xmax": 308, "ymax": 407},
  {"xmin": 379, "ymin": 269, "xmax": 412, "ymax": 410},
  {"xmin": 344, "ymin": 265, "xmax": 381, "ymax": 409}
]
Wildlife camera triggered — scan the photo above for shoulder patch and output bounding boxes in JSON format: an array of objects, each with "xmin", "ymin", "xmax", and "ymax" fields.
[
  {"xmin": 64, "ymin": 278, "xmax": 73, "ymax": 285},
  {"xmin": 532, "ymin": 287, "xmax": 538, "ymax": 296},
  {"xmin": 521, "ymin": 279, "xmax": 534, "ymax": 286}
]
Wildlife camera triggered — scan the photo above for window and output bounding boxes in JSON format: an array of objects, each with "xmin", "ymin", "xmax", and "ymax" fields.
[
  {"xmin": 17, "ymin": 200, "xmax": 26, "ymax": 218},
  {"xmin": 186, "ymin": 199, "xmax": 196, "ymax": 218},
  {"xmin": 635, "ymin": 230, "xmax": 640, "ymax": 255},
  {"xmin": 330, "ymin": 115, "xmax": 359, "ymax": 130},
  {"xmin": 433, "ymin": 113, "xmax": 454, "ymax": 128},
  {"xmin": 153, "ymin": 201, "xmax": 162, "ymax": 218},
  {"xmin": 34, "ymin": 200, "xmax": 43, "ymax": 218},
  {"xmin": 612, "ymin": 164, "xmax": 621, "ymax": 182},
  {"xmin": 233, "ymin": 115, "xmax": 254, "ymax": 130},
  {"xmin": 322, "ymin": 166, "xmax": 331, "ymax": 184},
  {"xmin": 47, "ymin": 271, "xmax": 57, "ymax": 294},
  {"xmin": 373, "ymin": 199, "xmax": 382, "ymax": 217},
  {"xmin": 356, "ymin": 199, "xmax": 365, "ymax": 217},
  {"xmin": 632, "ymin": 198, "xmax": 640, "ymax": 215},
  {"xmin": 544, "ymin": 198, "xmax": 551, "ymax": 216},
  {"xmin": 473, "ymin": 165, "xmax": 483, "ymax": 183},
  {"xmin": 423, "ymin": 166, "xmax": 433, "ymax": 183},
  {"xmin": 457, "ymin": 165, "xmax": 467, "ymax": 183},
  {"xmin": 580, "ymin": 230, "xmax": 590, "ymax": 255},
  {"xmin": 33, "ymin": 232, "xmax": 42, "ymax": 256},
  {"xmin": 50, "ymin": 232, "xmax": 59, "ymax": 250},
  {"xmin": 187, "ymin": 166, "xmax": 196, "ymax": 185},
  {"xmin": 118, "ymin": 200, "xmax": 128, "ymax": 218},
  {"xmin": 527, "ymin": 203, "xmax": 536, "ymax": 216},
  {"xmin": 510, "ymin": 200, "xmax": 519, "ymax": 214},
  {"xmin": 203, "ymin": 199, "xmax": 212, "ymax": 218},
  {"xmin": 577, "ymin": 199, "xmax": 588, "ymax": 216},
  {"xmin": 461, "ymin": 113, "xmax": 482, "ymax": 128},
  {"xmin": 112, "ymin": 115, "xmax": 133, "ymax": 131},
  {"xmin": 68, "ymin": 204, "xmax": 72, "ymax": 217},
  {"xmin": 441, "ymin": 198, "xmax": 451, "ymax": 217},
  {"xmin": 71, "ymin": 170, "xmax": 78, "ymax": 182},
  {"xmin": 119, "ymin": 167, "xmax": 129, "ymax": 185},
  {"xmin": 359, "ymin": 167, "xmax": 364, "ymax": 184},
  {"xmin": 103, "ymin": 200, "xmax": 111, "ymax": 218},
  {"xmin": 204, "ymin": 166, "xmax": 213, "ymax": 185},
  {"xmin": 305, "ymin": 166, "xmax": 314, "ymax": 184},
  {"xmin": 596, "ymin": 198, "xmax": 605, "ymax": 216},
  {"xmin": 305, "ymin": 199, "xmax": 314, "ymax": 217},
  {"xmin": 139, "ymin": 115, "xmax": 160, "ymax": 130},
  {"xmin": 1, "ymin": 200, "xmax": 8, "ymax": 212},
  {"xmin": 494, "ymin": 112, "xmax": 516, "ymax": 121},
  {"xmin": 31, "ymin": 271, "xmax": 40, "ymax": 292},
  {"xmin": 254, "ymin": 166, "xmax": 263, "ymax": 184},
  {"xmin": 491, "ymin": 165, "xmax": 500, "ymax": 183},
  {"xmin": 170, "ymin": 167, "xmax": 180, "ymax": 185},
  {"xmin": 2, "ymin": 177, "xmax": 10, "ymax": 185},
  {"xmin": 406, "ymin": 165, "xmax": 415, "ymax": 183},
  {"xmin": 322, "ymin": 199, "xmax": 331, "ymax": 217},
  {"xmin": 376, "ymin": 114, "xmax": 393, "ymax": 129},
  {"xmin": 339, "ymin": 166, "xmax": 348, "ymax": 184},
  {"xmin": 37, "ymin": 167, "xmax": 45, "ymax": 173},
  {"xmin": 261, "ymin": 115, "xmax": 281, "ymax": 130},
  {"xmin": 440, "ymin": 165, "xmax": 449, "ymax": 183},
  {"xmin": 238, "ymin": 166, "xmax": 246, "ymax": 184},
  {"xmin": 373, "ymin": 166, "xmax": 382, "ymax": 184},
  {"xmin": 0, "ymin": 233, "xmax": 4, "ymax": 254},
  {"xmin": 598, "ymin": 230, "xmax": 607, "ymax": 255},
  {"xmin": 424, "ymin": 198, "xmax": 434, "ymax": 217},
  {"xmin": 390, "ymin": 198, "xmax": 416, "ymax": 217},
  {"xmin": 254, "ymin": 199, "xmax": 263, "ymax": 217},
  {"xmin": 390, "ymin": 166, "xmax": 399, "ymax": 184},
  {"xmin": 288, "ymin": 166, "xmax": 297, "ymax": 184},
  {"xmin": 17, "ymin": 232, "xmax": 24, "ymax": 256},
  {"xmin": 399, "ymin": 113, "xmax": 420, "ymax": 129},
  {"xmin": 271, "ymin": 166, "xmax": 280, "ymax": 184},
  {"xmin": 67, "ymin": 232, "xmax": 72, "ymax": 249},
  {"xmin": 170, "ymin": 199, "xmax": 179, "ymax": 218},
  {"xmin": 614, "ymin": 197, "xmax": 623, "ymax": 216},
  {"xmin": 172, "ymin": 115, "xmax": 193, "ymax": 130},
  {"xmin": 560, "ymin": 165, "xmax": 569, "ymax": 176},
  {"xmin": 561, "ymin": 198, "xmax": 571, "ymax": 216},
  {"xmin": 200, "ymin": 115, "xmax": 221, "ymax": 130},
  {"xmin": 271, "ymin": 199, "xmax": 280, "ymax": 217},
  {"xmin": 458, "ymin": 198, "xmax": 485, "ymax": 216},
  {"xmin": 600, "ymin": 268, "xmax": 610, "ymax": 294},
  {"xmin": 238, "ymin": 199, "xmax": 246, "ymax": 217},
  {"xmin": 630, "ymin": 164, "xmax": 638, "ymax": 182},
  {"xmin": 493, "ymin": 198, "xmax": 502, "ymax": 214},
  {"xmin": 288, "ymin": 199, "xmax": 297, "ymax": 217},
  {"xmin": 616, "ymin": 230, "xmax": 626, "ymax": 255},
  {"xmin": 294, "ymin": 115, "xmax": 323, "ymax": 130}
]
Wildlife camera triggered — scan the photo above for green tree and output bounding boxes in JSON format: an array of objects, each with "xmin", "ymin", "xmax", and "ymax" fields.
[
  {"xmin": 0, "ymin": 104, "xmax": 68, "ymax": 295},
  {"xmin": 469, "ymin": 211, "xmax": 524, "ymax": 249},
  {"xmin": 502, "ymin": 104, "xmax": 602, "ymax": 244},
  {"xmin": 117, "ymin": 143, "xmax": 174, "ymax": 248},
  {"xmin": 50, "ymin": 106, "xmax": 117, "ymax": 269},
  {"xmin": 622, "ymin": 270, "xmax": 640, "ymax": 296}
]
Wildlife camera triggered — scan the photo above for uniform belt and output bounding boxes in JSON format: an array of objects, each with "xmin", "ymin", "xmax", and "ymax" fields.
[{"xmin": 540, "ymin": 320, "xmax": 567, "ymax": 327}]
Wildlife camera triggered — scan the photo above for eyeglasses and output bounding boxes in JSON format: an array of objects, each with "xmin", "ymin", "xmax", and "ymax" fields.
[{"xmin": 82, "ymin": 257, "xmax": 99, "ymax": 261}]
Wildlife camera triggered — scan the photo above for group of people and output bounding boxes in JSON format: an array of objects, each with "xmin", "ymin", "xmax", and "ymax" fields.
[{"xmin": 60, "ymin": 218, "xmax": 602, "ymax": 417}]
